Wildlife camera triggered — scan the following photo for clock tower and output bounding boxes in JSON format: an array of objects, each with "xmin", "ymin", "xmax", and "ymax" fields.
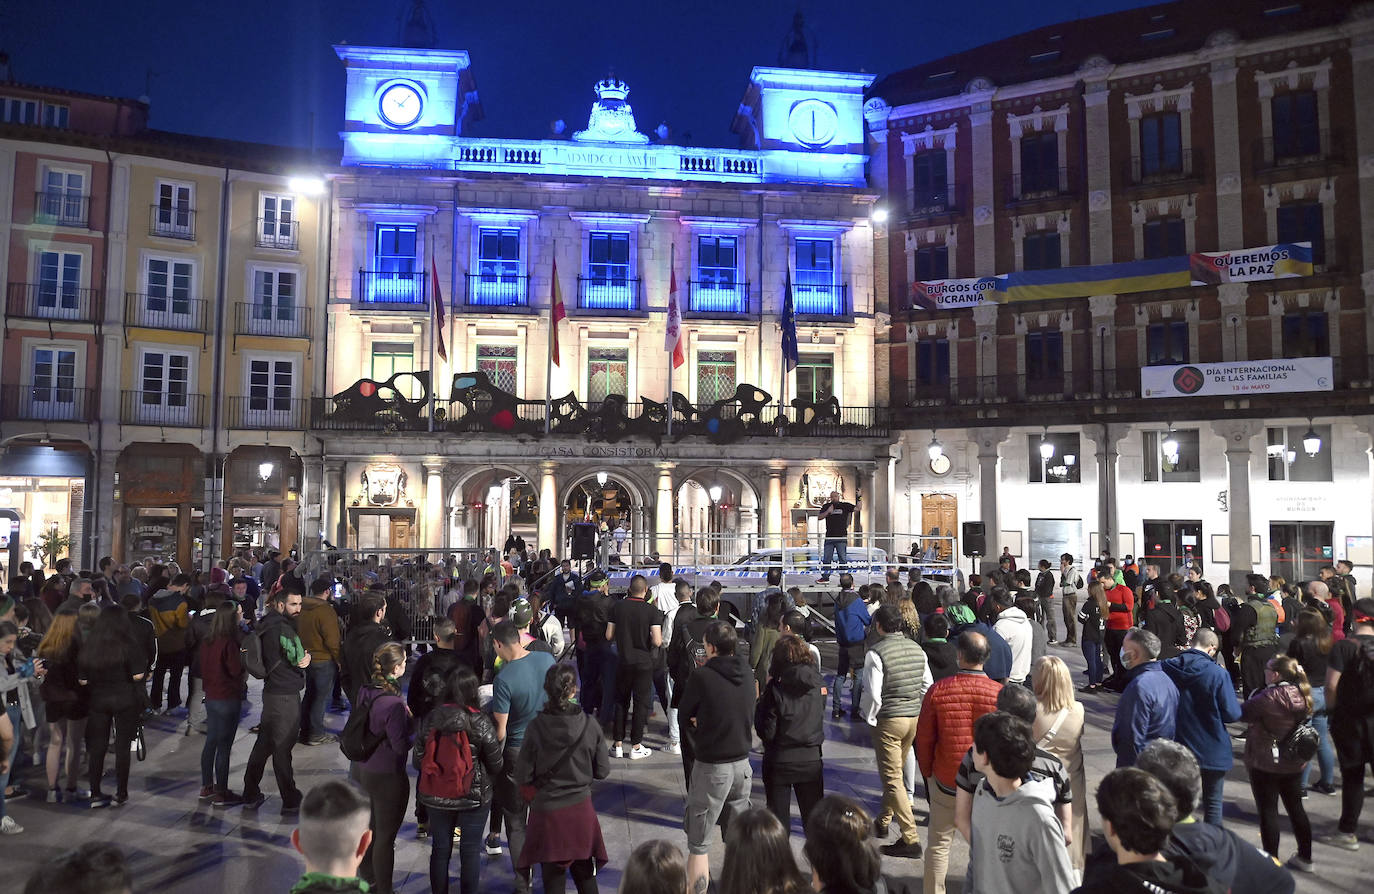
[{"xmin": 732, "ymin": 66, "xmax": 873, "ymax": 155}]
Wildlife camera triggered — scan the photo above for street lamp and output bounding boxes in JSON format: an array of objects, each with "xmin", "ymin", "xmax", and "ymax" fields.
[
  {"xmin": 708, "ymin": 485, "xmax": 723, "ymax": 503},
  {"xmin": 596, "ymin": 471, "xmax": 609, "ymax": 487},
  {"xmin": 1039, "ymin": 435, "xmax": 1055, "ymax": 461},
  {"xmin": 871, "ymin": 206, "xmax": 889, "ymax": 224},
  {"xmin": 257, "ymin": 461, "xmax": 275, "ymax": 481},
  {"xmin": 927, "ymin": 435, "xmax": 944, "ymax": 461},
  {"xmin": 1302, "ymin": 426, "xmax": 1321, "ymax": 457},
  {"xmin": 288, "ymin": 176, "xmax": 325, "ymax": 196}
]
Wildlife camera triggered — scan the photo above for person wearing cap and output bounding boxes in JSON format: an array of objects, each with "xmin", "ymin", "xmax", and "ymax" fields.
[{"xmin": 508, "ymin": 598, "xmax": 553, "ymax": 657}]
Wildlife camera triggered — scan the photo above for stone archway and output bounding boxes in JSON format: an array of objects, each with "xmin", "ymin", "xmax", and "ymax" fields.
[
  {"xmin": 673, "ymin": 467, "xmax": 763, "ymax": 565},
  {"xmin": 447, "ymin": 464, "xmax": 540, "ymax": 553},
  {"xmin": 560, "ymin": 467, "xmax": 655, "ymax": 564}
]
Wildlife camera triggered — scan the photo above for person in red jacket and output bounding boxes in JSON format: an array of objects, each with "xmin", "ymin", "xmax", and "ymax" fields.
[
  {"xmin": 1101, "ymin": 558, "xmax": 1136, "ymax": 687},
  {"xmin": 915, "ymin": 630, "xmax": 1004, "ymax": 894}
]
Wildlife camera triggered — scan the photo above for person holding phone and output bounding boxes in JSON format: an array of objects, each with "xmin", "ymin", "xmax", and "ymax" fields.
[{"xmin": 816, "ymin": 491, "xmax": 856, "ymax": 584}]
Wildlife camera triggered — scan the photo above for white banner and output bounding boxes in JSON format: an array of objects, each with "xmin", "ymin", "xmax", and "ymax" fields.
[{"xmin": 1141, "ymin": 357, "xmax": 1333, "ymax": 399}]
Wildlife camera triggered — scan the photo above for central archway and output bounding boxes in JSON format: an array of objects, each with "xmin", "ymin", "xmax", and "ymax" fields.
[
  {"xmin": 448, "ymin": 465, "xmax": 539, "ymax": 553},
  {"xmin": 673, "ymin": 467, "xmax": 761, "ymax": 566}
]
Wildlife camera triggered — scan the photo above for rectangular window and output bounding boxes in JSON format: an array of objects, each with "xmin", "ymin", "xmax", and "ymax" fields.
[
  {"xmin": 1023, "ymin": 232, "xmax": 1061, "ymax": 271},
  {"xmin": 375, "ymin": 224, "xmax": 417, "ymax": 274},
  {"xmin": 252, "ymin": 268, "xmax": 297, "ymax": 321},
  {"xmin": 370, "ymin": 343, "xmax": 413, "ymax": 381},
  {"xmin": 1020, "ymin": 131, "xmax": 1059, "ymax": 194},
  {"xmin": 1025, "ymin": 330, "xmax": 1063, "ymax": 384},
  {"xmin": 587, "ymin": 232, "xmax": 630, "ymax": 286},
  {"xmin": 1143, "ymin": 217, "xmax": 1186, "ymax": 260},
  {"xmin": 31, "ymin": 347, "xmax": 76, "ymax": 406},
  {"xmin": 795, "ymin": 238, "xmax": 840, "ymax": 314},
  {"xmin": 914, "ymin": 338, "xmax": 950, "ymax": 385},
  {"xmin": 587, "ymin": 347, "xmax": 629, "ymax": 404},
  {"xmin": 37, "ymin": 250, "xmax": 82, "ymax": 312},
  {"xmin": 42, "ymin": 104, "xmax": 69, "ymax": 128},
  {"xmin": 248, "ymin": 359, "xmax": 294, "ymax": 412},
  {"xmin": 696, "ymin": 235, "xmax": 738, "ymax": 288},
  {"xmin": 911, "ymin": 150, "xmax": 949, "ymax": 208},
  {"xmin": 1143, "ymin": 429, "xmax": 1201, "ymax": 482},
  {"xmin": 146, "ymin": 258, "xmax": 193, "ymax": 316},
  {"xmin": 914, "ymin": 245, "xmax": 949, "ymax": 281},
  {"xmin": 39, "ymin": 168, "xmax": 85, "ymax": 224},
  {"xmin": 1267, "ymin": 425, "xmax": 1332, "ymax": 482},
  {"xmin": 696, "ymin": 350, "xmax": 737, "ymax": 404},
  {"xmin": 1281, "ymin": 311, "xmax": 1328, "ymax": 358},
  {"xmin": 1276, "ymin": 202, "xmax": 1325, "ymax": 267},
  {"xmin": 795, "ymin": 352, "xmax": 835, "ymax": 402},
  {"xmin": 1, "ymin": 97, "xmax": 38, "ymax": 124},
  {"xmin": 1146, "ymin": 320, "xmax": 1190, "ymax": 365},
  {"xmin": 477, "ymin": 228, "xmax": 520, "ymax": 279},
  {"xmin": 1271, "ymin": 90, "xmax": 1320, "ymax": 159},
  {"xmin": 259, "ymin": 194, "xmax": 296, "ymax": 245},
  {"xmin": 155, "ymin": 182, "xmax": 194, "ymax": 236},
  {"xmin": 140, "ymin": 350, "xmax": 191, "ymax": 408},
  {"xmin": 476, "ymin": 344, "xmax": 518, "ymax": 394},
  {"xmin": 1028, "ymin": 433, "xmax": 1081, "ymax": 484},
  {"xmin": 1270, "ymin": 521, "xmax": 1334, "ymax": 582},
  {"xmin": 1139, "ymin": 112, "xmax": 1182, "ymax": 176}
]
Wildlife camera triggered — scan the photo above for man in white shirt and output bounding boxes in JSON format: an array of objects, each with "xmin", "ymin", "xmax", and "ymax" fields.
[
  {"xmin": 651, "ymin": 563, "xmax": 678, "ymax": 614},
  {"xmin": 991, "ymin": 586, "xmax": 1033, "ymax": 685}
]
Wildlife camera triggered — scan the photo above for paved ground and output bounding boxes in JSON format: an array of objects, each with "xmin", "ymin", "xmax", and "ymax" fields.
[{"xmin": 2, "ymin": 642, "xmax": 1372, "ymax": 893}]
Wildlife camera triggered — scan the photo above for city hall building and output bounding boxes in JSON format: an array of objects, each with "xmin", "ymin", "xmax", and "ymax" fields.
[{"xmin": 866, "ymin": 0, "xmax": 1374, "ymax": 589}]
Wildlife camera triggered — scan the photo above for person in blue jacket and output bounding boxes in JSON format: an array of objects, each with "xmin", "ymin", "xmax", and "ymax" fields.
[
  {"xmin": 943, "ymin": 598, "xmax": 1014, "ymax": 684},
  {"xmin": 831, "ymin": 574, "xmax": 872, "ymax": 720},
  {"xmin": 1162, "ymin": 628, "xmax": 1242, "ymax": 826},
  {"xmin": 1112, "ymin": 628, "xmax": 1179, "ymax": 768}
]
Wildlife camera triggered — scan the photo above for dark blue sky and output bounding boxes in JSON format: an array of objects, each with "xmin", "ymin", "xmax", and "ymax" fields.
[{"xmin": 3, "ymin": 0, "xmax": 1145, "ymax": 151}]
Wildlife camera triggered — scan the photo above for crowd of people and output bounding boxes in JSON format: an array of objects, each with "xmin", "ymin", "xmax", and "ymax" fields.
[{"xmin": 3, "ymin": 543, "xmax": 1374, "ymax": 894}]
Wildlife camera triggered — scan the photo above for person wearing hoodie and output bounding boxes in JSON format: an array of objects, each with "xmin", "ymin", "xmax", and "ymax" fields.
[
  {"xmin": 241, "ymin": 587, "xmax": 310, "ymax": 812},
  {"xmin": 288, "ymin": 781, "xmax": 373, "ymax": 894},
  {"xmin": 678, "ymin": 620, "xmax": 756, "ymax": 894},
  {"xmin": 1076, "ymin": 767, "xmax": 1228, "ymax": 894},
  {"xmin": 943, "ymin": 596, "xmax": 1012, "ymax": 683},
  {"xmin": 755, "ymin": 634, "xmax": 826, "ymax": 832},
  {"xmin": 1241, "ymin": 655, "xmax": 1315, "ymax": 873},
  {"xmin": 831, "ymin": 574, "xmax": 872, "ymax": 720},
  {"xmin": 1111, "ymin": 628, "xmax": 1178, "ymax": 768},
  {"xmin": 965, "ymin": 712, "xmax": 1076, "ymax": 894},
  {"xmin": 182, "ymin": 594, "xmax": 219, "ymax": 735},
  {"xmin": 341, "ymin": 592, "xmax": 394, "ymax": 704},
  {"xmin": 514, "ymin": 662, "xmax": 611, "ymax": 894},
  {"xmin": 298, "ymin": 577, "xmax": 343, "ymax": 746},
  {"xmin": 147, "ymin": 572, "xmax": 191, "ymax": 713},
  {"xmin": 991, "ymin": 587, "xmax": 1032, "ymax": 685},
  {"xmin": 669, "ymin": 586, "xmax": 722, "ymax": 784},
  {"xmin": 1161, "ymin": 629, "xmax": 1242, "ymax": 826}
]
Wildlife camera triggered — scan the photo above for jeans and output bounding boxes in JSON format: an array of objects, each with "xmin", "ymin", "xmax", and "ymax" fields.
[
  {"xmin": 871, "ymin": 716, "xmax": 922, "ymax": 844},
  {"xmin": 1199, "ymin": 767, "xmax": 1226, "ymax": 827},
  {"xmin": 427, "ymin": 803, "xmax": 491, "ymax": 894},
  {"xmin": 201, "ymin": 698, "xmax": 241, "ymax": 789},
  {"xmin": 652, "ymin": 669, "xmax": 679, "ymax": 745},
  {"xmin": 1081, "ymin": 639, "xmax": 1104, "ymax": 686},
  {"xmin": 150, "ymin": 648, "xmax": 186, "ymax": 709},
  {"xmin": 613, "ymin": 662, "xmax": 653, "ymax": 745},
  {"xmin": 359, "ymin": 769, "xmax": 410, "ymax": 894},
  {"xmin": 1305, "ymin": 686, "xmax": 1336, "ymax": 789},
  {"xmin": 0, "ymin": 704, "xmax": 21, "ymax": 820},
  {"xmin": 299, "ymin": 660, "xmax": 337, "ymax": 740},
  {"xmin": 86, "ymin": 706, "xmax": 140, "ymax": 800},
  {"xmin": 1060, "ymin": 591, "xmax": 1077, "ymax": 642},
  {"xmin": 820, "ymin": 538, "xmax": 848, "ymax": 578},
  {"xmin": 494, "ymin": 744, "xmax": 532, "ymax": 889},
  {"xmin": 762, "ymin": 758, "xmax": 824, "ymax": 833},
  {"xmin": 923, "ymin": 780, "xmax": 957, "ymax": 894},
  {"xmin": 1249, "ymin": 767, "xmax": 1311, "ymax": 861},
  {"xmin": 1039, "ymin": 595, "xmax": 1057, "ymax": 641},
  {"xmin": 242, "ymin": 692, "xmax": 301, "ymax": 806}
]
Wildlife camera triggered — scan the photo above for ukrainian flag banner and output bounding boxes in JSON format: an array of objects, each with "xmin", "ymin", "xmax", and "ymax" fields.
[{"xmin": 998, "ymin": 256, "xmax": 1191, "ymax": 304}]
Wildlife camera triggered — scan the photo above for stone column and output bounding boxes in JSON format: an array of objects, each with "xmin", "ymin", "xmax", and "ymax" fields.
[
  {"xmin": 1217, "ymin": 282, "xmax": 1250, "ymax": 361},
  {"xmin": 1088, "ymin": 424, "xmax": 1130, "ymax": 557},
  {"xmin": 1209, "ymin": 54, "xmax": 1244, "ymax": 250},
  {"xmin": 1083, "ymin": 81, "xmax": 1114, "ymax": 265},
  {"xmin": 765, "ymin": 466, "xmax": 786, "ymax": 551},
  {"xmin": 1351, "ymin": 29, "xmax": 1374, "ymax": 272},
  {"xmin": 872, "ymin": 445, "xmax": 898, "ymax": 556},
  {"xmin": 424, "ymin": 461, "xmax": 444, "ymax": 550},
  {"xmin": 538, "ymin": 462, "xmax": 558, "ymax": 555},
  {"xmin": 93, "ymin": 448, "xmax": 119, "ymax": 566},
  {"xmin": 655, "ymin": 462, "xmax": 676, "ymax": 561},
  {"xmin": 975, "ymin": 427, "xmax": 1010, "ymax": 576},
  {"xmin": 1212, "ymin": 420, "xmax": 1263, "ymax": 592},
  {"xmin": 970, "ymin": 100, "xmax": 996, "ymax": 276},
  {"xmin": 325, "ymin": 461, "xmax": 346, "ymax": 550},
  {"xmin": 1088, "ymin": 294, "xmax": 1117, "ymax": 391}
]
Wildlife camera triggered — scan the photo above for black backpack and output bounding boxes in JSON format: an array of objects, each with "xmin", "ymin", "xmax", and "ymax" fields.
[
  {"xmin": 1336, "ymin": 636, "xmax": 1374, "ymax": 716},
  {"xmin": 339, "ymin": 690, "xmax": 387, "ymax": 762}
]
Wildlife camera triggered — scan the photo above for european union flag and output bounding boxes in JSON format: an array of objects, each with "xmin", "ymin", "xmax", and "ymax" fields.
[{"xmin": 781, "ymin": 267, "xmax": 799, "ymax": 373}]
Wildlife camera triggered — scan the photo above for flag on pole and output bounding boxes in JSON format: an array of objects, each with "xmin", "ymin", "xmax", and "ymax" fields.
[
  {"xmin": 781, "ymin": 267, "xmax": 799, "ymax": 373},
  {"xmin": 430, "ymin": 255, "xmax": 448, "ymax": 363},
  {"xmin": 550, "ymin": 258, "xmax": 567, "ymax": 367},
  {"xmin": 665, "ymin": 266, "xmax": 685, "ymax": 370}
]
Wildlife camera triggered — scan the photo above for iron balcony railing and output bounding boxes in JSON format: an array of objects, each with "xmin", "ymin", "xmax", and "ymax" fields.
[
  {"xmin": 124, "ymin": 291, "xmax": 209, "ymax": 331},
  {"xmin": 6, "ymin": 282, "xmax": 102, "ymax": 323},
  {"xmin": 224, "ymin": 396, "xmax": 309, "ymax": 430},
  {"xmin": 464, "ymin": 272, "xmax": 530, "ymax": 309},
  {"xmin": 256, "ymin": 218, "xmax": 299, "ymax": 250},
  {"xmin": 1254, "ymin": 128, "xmax": 1344, "ymax": 172},
  {"xmin": 233, "ymin": 301, "xmax": 312, "ymax": 337},
  {"xmin": 34, "ymin": 191, "xmax": 89, "ymax": 227},
  {"xmin": 1006, "ymin": 168, "xmax": 1075, "ymax": 203},
  {"xmin": 793, "ymin": 282, "xmax": 850, "ymax": 318},
  {"xmin": 576, "ymin": 276, "xmax": 643, "ymax": 312},
  {"xmin": 119, "ymin": 389, "xmax": 207, "ymax": 427},
  {"xmin": 149, "ymin": 204, "xmax": 195, "ymax": 240},
  {"xmin": 687, "ymin": 280, "xmax": 753, "ymax": 315},
  {"xmin": 0, "ymin": 384, "xmax": 97, "ymax": 423},
  {"xmin": 357, "ymin": 269, "xmax": 427, "ymax": 308},
  {"xmin": 1124, "ymin": 148, "xmax": 1204, "ymax": 186}
]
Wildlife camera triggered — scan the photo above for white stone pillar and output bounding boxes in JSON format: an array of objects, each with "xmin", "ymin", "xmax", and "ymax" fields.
[
  {"xmin": 872, "ymin": 445, "xmax": 898, "ymax": 556},
  {"xmin": 538, "ymin": 462, "xmax": 558, "ymax": 556},
  {"xmin": 1212, "ymin": 420, "xmax": 1262, "ymax": 592},
  {"xmin": 970, "ymin": 100, "xmax": 996, "ymax": 276},
  {"xmin": 93, "ymin": 448, "xmax": 118, "ymax": 566},
  {"xmin": 424, "ymin": 462, "xmax": 444, "ymax": 550},
  {"xmin": 975, "ymin": 428, "xmax": 1010, "ymax": 576},
  {"xmin": 1209, "ymin": 55, "xmax": 1244, "ymax": 250},
  {"xmin": 325, "ymin": 461, "xmax": 346, "ymax": 550},
  {"xmin": 655, "ymin": 462, "xmax": 676, "ymax": 561},
  {"xmin": 765, "ymin": 466, "xmax": 785, "ymax": 551},
  {"xmin": 1083, "ymin": 81, "xmax": 1114, "ymax": 265}
]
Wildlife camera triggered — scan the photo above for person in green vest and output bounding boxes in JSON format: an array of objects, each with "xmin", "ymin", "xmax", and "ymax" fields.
[
  {"xmin": 860, "ymin": 604, "xmax": 933, "ymax": 860},
  {"xmin": 1233, "ymin": 574, "xmax": 1281, "ymax": 698},
  {"xmin": 289, "ymin": 780, "xmax": 373, "ymax": 894}
]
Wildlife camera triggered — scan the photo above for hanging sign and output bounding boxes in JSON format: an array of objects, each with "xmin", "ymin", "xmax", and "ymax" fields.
[{"xmin": 1141, "ymin": 357, "xmax": 1333, "ymax": 399}]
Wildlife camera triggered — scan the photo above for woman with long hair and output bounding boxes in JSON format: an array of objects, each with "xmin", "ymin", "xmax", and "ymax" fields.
[
  {"xmin": 37, "ymin": 608, "xmax": 86, "ymax": 803},
  {"xmin": 77, "ymin": 606, "xmax": 145, "ymax": 808},
  {"xmin": 515, "ymin": 662, "xmax": 610, "ymax": 893},
  {"xmin": 802, "ymin": 794, "xmax": 905, "ymax": 893},
  {"xmin": 1032, "ymin": 655, "xmax": 1086, "ymax": 869},
  {"xmin": 199, "ymin": 601, "xmax": 245, "ymax": 806},
  {"xmin": 412, "ymin": 665, "xmax": 503, "ymax": 894},
  {"xmin": 1287, "ymin": 609, "xmax": 1337, "ymax": 796},
  {"xmin": 755, "ymin": 634, "xmax": 825, "ymax": 832},
  {"xmin": 719, "ymin": 807, "xmax": 809, "ymax": 894},
  {"xmin": 617, "ymin": 840, "xmax": 685, "ymax": 894},
  {"xmin": 1242, "ymin": 654, "xmax": 1315, "ymax": 872},
  {"xmin": 354, "ymin": 641, "xmax": 413, "ymax": 893},
  {"xmin": 1076, "ymin": 579, "xmax": 1107, "ymax": 691}
]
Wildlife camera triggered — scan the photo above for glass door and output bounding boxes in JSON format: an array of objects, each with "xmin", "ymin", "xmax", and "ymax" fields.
[
  {"xmin": 1270, "ymin": 522, "xmax": 1334, "ymax": 582},
  {"xmin": 1142, "ymin": 520, "xmax": 1203, "ymax": 571}
]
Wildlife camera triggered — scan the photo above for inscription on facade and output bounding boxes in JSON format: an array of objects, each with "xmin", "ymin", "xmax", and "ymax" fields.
[{"xmin": 533, "ymin": 445, "xmax": 670, "ymax": 459}]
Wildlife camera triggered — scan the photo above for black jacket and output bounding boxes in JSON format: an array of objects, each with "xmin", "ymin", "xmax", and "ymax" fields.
[
  {"xmin": 411, "ymin": 703, "xmax": 503, "ymax": 811},
  {"xmin": 256, "ymin": 610, "xmax": 307, "ymax": 696},
  {"xmin": 407, "ymin": 647, "xmax": 465, "ymax": 721},
  {"xmin": 668, "ymin": 608, "xmax": 715, "ymax": 703},
  {"xmin": 1146, "ymin": 601, "xmax": 1187, "ymax": 660},
  {"xmin": 679, "ymin": 654, "xmax": 755, "ymax": 763},
  {"xmin": 1035, "ymin": 569, "xmax": 1055, "ymax": 600},
  {"xmin": 130, "ymin": 613, "xmax": 158, "ymax": 675},
  {"xmin": 342, "ymin": 620, "xmax": 395, "ymax": 702},
  {"xmin": 184, "ymin": 608, "xmax": 217, "ymax": 678},
  {"xmin": 514, "ymin": 704, "xmax": 610, "ymax": 811},
  {"xmin": 755, "ymin": 662, "xmax": 825, "ymax": 764},
  {"xmin": 1082, "ymin": 819, "xmax": 1294, "ymax": 894},
  {"xmin": 921, "ymin": 639, "xmax": 960, "ymax": 681},
  {"xmin": 1075, "ymin": 854, "xmax": 1228, "ymax": 894}
]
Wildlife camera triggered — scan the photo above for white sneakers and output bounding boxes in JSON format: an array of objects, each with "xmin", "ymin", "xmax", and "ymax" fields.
[
  {"xmin": 629, "ymin": 744, "xmax": 653, "ymax": 760},
  {"xmin": 0, "ymin": 815, "xmax": 23, "ymax": 835},
  {"xmin": 668, "ymin": 742, "xmax": 682, "ymax": 755},
  {"xmin": 611, "ymin": 743, "xmax": 624, "ymax": 759}
]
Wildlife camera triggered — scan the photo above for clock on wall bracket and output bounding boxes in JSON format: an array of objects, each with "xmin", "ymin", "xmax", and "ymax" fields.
[
  {"xmin": 378, "ymin": 81, "xmax": 425, "ymax": 128},
  {"xmin": 788, "ymin": 98, "xmax": 839, "ymax": 148},
  {"xmin": 929, "ymin": 454, "xmax": 951, "ymax": 476}
]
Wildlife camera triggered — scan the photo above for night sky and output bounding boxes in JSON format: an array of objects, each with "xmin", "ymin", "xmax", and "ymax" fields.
[{"xmin": 3, "ymin": 0, "xmax": 1146, "ymax": 152}]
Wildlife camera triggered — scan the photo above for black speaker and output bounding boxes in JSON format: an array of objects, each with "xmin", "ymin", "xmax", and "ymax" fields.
[
  {"xmin": 570, "ymin": 522, "xmax": 598, "ymax": 560},
  {"xmin": 962, "ymin": 522, "xmax": 986, "ymax": 558}
]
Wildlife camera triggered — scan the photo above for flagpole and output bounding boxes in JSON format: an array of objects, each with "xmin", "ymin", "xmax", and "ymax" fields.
[
  {"xmin": 667, "ymin": 244, "xmax": 675, "ymax": 439},
  {"xmin": 545, "ymin": 257, "xmax": 554, "ymax": 436},
  {"xmin": 427, "ymin": 234, "xmax": 436, "ymax": 434}
]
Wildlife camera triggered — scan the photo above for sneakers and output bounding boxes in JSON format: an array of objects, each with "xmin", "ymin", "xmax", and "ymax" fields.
[
  {"xmin": 417, "ymin": 823, "xmax": 429, "ymax": 840},
  {"xmin": 628, "ymin": 744, "xmax": 652, "ymax": 760},
  {"xmin": 874, "ymin": 817, "xmax": 891, "ymax": 839},
  {"xmin": 880, "ymin": 840, "xmax": 923, "ymax": 859},
  {"xmin": 199, "ymin": 785, "xmax": 216, "ymax": 801},
  {"xmin": 668, "ymin": 742, "xmax": 682, "ymax": 755},
  {"xmin": 485, "ymin": 834, "xmax": 503, "ymax": 856},
  {"xmin": 1312, "ymin": 781, "xmax": 1338, "ymax": 795},
  {"xmin": 47, "ymin": 787, "xmax": 62, "ymax": 804},
  {"xmin": 831, "ymin": 708, "xmax": 844, "ymax": 719},
  {"xmin": 1322, "ymin": 832, "xmax": 1360, "ymax": 851},
  {"xmin": 1285, "ymin": 855, "xmax": 1314, "ymax": 873},
  {"xmin": 89, "ymin": 795, "xmax": 112, "ymax": 809},
  {"xmin": 0, "ymin": 815, "xmax": 22, "ymax": 835},
  {"xmin": 5, "ymin": 785, "xmax": 28, "ymax": 801},
  {"xmin": 241, "ymin": 792, "xmax": 267, "ymax": 810},
  {"xmin": 281, "ymin": 802, "xmax": 300, "ymax": 815},
  {"xmin": 304, "ymin": 734, "xmax": 337, "ymax": 746},
  {"xmin": 112, "ymin": 794, "xmax": 128, "ymax": 808},
  {"xmin": 611, "ymin": 743, "xmax": 624, "ymax": 759},
  {"xmin": 212, "ymin": 791, "xmax": 244, "ymax": 807}
]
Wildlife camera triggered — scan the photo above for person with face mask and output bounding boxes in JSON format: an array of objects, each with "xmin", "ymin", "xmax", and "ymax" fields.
[{"xmin": 1111, "ymin": 628, "xmax": 1179, "ymax": 768}]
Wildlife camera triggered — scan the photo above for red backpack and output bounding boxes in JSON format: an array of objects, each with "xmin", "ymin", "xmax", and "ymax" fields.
[{"xmin": 418, "ymin": 708, "xmax": 477, "ymax": 801}]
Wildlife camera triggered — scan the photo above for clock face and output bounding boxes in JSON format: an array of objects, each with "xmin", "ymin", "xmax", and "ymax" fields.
[
  {"xmin": 379, "ymin": 83, "xmax": 423, "ymax": 128},
  {"xmin": 929, "ymin": 454, "xmax": 952, "ymax": 476},
  {"xmin": 788, "ymin": 99, "xmax": 839, "ymax": 147}
]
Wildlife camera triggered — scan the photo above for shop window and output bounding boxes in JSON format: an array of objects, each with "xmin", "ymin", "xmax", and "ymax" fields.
[
  {"xmin": 1139, "ymin": 112, "xmax": 1182, "ymax": 176},
  {"xmin": 587, "ymin": 347, "xmax": 628, "ymax": 404},
  {"xmin": 476, "ymin": 344, "xmax": 518, "ymax": 393},
  {"xmin": 1276, "ymin": 201, "xmax": 1325, "ymax": 267},
  {"xmin": 1143, "ymin": 429, "xmax": 1201, "ymax": 482},
  {"xmin": 1271, "ymin": 90, "xmax": 1319, "ymax": 160},
  {"xmin": 914, "ymin": 244, "xmax": 949, "ymax": 281},
  {"xmin": 232, "ymin": 507, "xmax": 282, "ymax": 552},
  {"xmin": 1270, "ymin": 521, "xmax": 1333, "ymax": 582},
  {"xmin": 1281, "ymin": 311, "xmax": 1328, "ymax": 358},
  {"xmin": 1143, "ymin": 217, "xmax": 1186, "ymax": 260},
  {"xmin": 229, "ymin": 456, "xmax": 285, "ymax": 497},
  {"xmin": 696, "ymin": 350, "xmax": 737, "ymax": 404},
  {"xmin": 125, "ymin": 506, "xmax": 179, "ymax": 565},
  {"xmin": 1266, "ymin": 424, "xmax": 1332, "ymax": 482},
  {"xmin": 795, "ymin": 352, "xmax": 834, "ymax": 403},
  {"xmin": 1146, "ymin": 321, "xmax": 1189, "ymax": 365},
  {"xmin": 914, "ymin": 338, "xmax": 950, "ymax": 386},
  {"xmin": 1023, "ymin": 232, "xmax": 1061, "ymax": 271},
  {"xmin": 1029, "ymin": 432, "xmax": 1081, "ymax": 484}
]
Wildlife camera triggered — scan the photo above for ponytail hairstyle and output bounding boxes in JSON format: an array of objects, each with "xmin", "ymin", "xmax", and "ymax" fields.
[
  {"xmin": 803, "ymin": 795, "xmax": 881, "ymax": 893},
  {"xmin": 542, "ymin": 662, "xmax": 579, "ymax": 713},
  {"xmin": 370, "ymin": 642, "xmax": 407, "ymax": 695},
  {"xmin": 1267, "ymin": 654, "xmax": 1314, "ymax": 715}
]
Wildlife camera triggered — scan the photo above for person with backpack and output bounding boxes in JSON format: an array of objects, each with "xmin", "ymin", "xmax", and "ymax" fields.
[
  {"xmin": 1323, "ymin": 596, "xmax": 1374, "ymax": 851},
  {"xmin": 412, "ymin": 663, "xmax": 502, "ymax": 894},
  {"xmin": 147, "ymin": 572, "xmax": 191, "ymax": 713},
  {"xmin": 1241, "ymin": 655, "xmax": 1315, "ymax": 872},
  {"xmin": 241, "ymin": 586, "xmax": 310, "ymax": 813},
  {"xmin": 668, "ymin": 586, "xmax": 720, "ymax": 784},
  {"xmin": 1233, "ymin": 575, "xmax": 1282, "ymax": 698},
  {"xmin": 514, "ymin": 662, "xmax": 611, "ymax": 894},
  {"xmin": 755, "ymin": 633, "xmax": 826, "ymax": 833},
  {"xmin": 349, "ymin": 642, "xmax": 413, "ymax": 894},
  {"xmin": 408, "ymin": 617, "xmax": 466, "ymax": 840}
]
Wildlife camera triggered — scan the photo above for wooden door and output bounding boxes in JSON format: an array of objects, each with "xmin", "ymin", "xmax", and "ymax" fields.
[
  {"xmin": 389, "ymin": 516, "xmax": 412, "ymax": 549},
  {"xmin": 921, "ymin": 494, "xmax": 958, "ymax": 561}
]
